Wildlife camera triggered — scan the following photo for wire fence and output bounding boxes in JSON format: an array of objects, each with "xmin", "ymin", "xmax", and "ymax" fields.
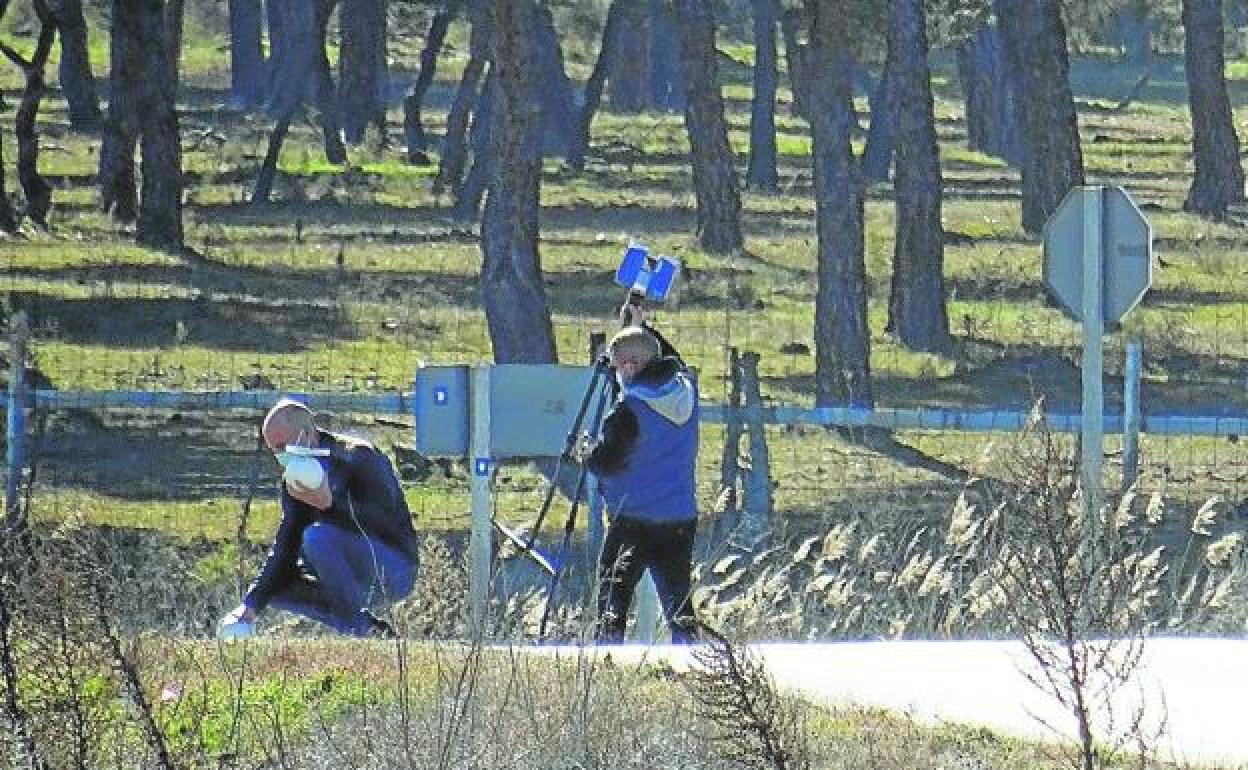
[{"xmin": 8, "ymin": 215, "xmax": 1248, "ymax": 640}]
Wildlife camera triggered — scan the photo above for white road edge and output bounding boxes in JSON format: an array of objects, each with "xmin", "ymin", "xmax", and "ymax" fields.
[{"xmin": 527, "ymin": 637, "xmax": 1248, "ymax": 768}]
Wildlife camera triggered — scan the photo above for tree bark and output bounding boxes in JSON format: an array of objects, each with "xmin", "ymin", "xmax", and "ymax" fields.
[
  {"xmin": 780, "ymin": 7, "xmax": 808, "ymax": 119},
  {"xmin": 0, "ymin": 129, "xmax": 17, "ymax": 233},
  {"xmin": 745, "ymin": 0, "xmax": 779, "ymax": 191},
  {"xmin": 608, "ymin": 0, "xmax": 648, "ymax": 112},
  {"xmin": 313, "ymin": 0, "xmax": 346, "ymax": 164},
  {"xmin": 480, "ymin": 0, "xmax": 556, "ymax": 364},
  {"xmin": 48, "ymin": 0, "xmax": 102, "ymax": 131},
  {"xmin": 135, "ymin": 0, "xmax": 182, "ymax": 251},
  {"xmin": 861, "ymin": 62, "xmax": 895, "ymax": 183},
  {"xmin": 568, "ymin": 0, "xmax": 623, "ymax": 171},
  {"xmin": 996, "ymin": 0, "xmax": 1083, "ymax": 234},
  {"xmin": 99, "ymin": 0, "xmax": 139, "ymax": 222},
  {"xmin": 435, "ymin": 0, "xmax": 488, "ymax": 195},
  {"xmin": 887, "ymin": 0, "xmax": 950, "ymax": 352},
  {"xmin": 228, "ymin": 0, "xmax": 265, "ymax": 107},
  {"xmin": 673, "ymin": 0, "xmax": 743, "ymax": 254},
  {"xmin": 1182, "ymin": 0, "xmax": 1244, "ymax": 218},
  {"xmin": 804, "ymin": 0, "xmax": 872, "ymax": 407},
  {"xmin": 404, "ymin": 1, "xmax": 458, "ymax": 164},
  {"xmin": 957, "ymin": 24, "xmax": 1021, "ymax": 165},
  {"xmin": 251, "ymin": 110, "xmax": 294, "ymax": 204},
  {"xmin": 265, "ymin": 0, "xmax": 287, "ymax": 103},
  {"xmin": 339, "ymin": 0, "xmax": 388, "ymax": 145},
  {"xmin": 165, "ymin": 0, "xmax": 184, "ymax": 85},
  {"xmin": 452, "ymin": 72, "xmax": 495, "ymax": 222},
  {"xmin": 251, "ymin": 0, "xmax": 316, "ymax": 203},
  {"xmin": 260, "ymin": 0, "xmax": 343, "ymax": 178},
  {"xmin": 0, "ymin": 0, "xmax": 13, "ymax": 232},
  {"xmin": 532, "ymin": 2, "xmax": 575, "ymax": 156},
  {"xmin": 648, "ymin": 0, "xmax": 684, "ymax": 111},
  {"xmin": 1, "ymin": 0, "xmax": 55, "ymax": 227}
]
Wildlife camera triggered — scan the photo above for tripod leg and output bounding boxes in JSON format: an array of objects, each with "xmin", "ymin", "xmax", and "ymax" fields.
[
  {"xmin": 537, "ymin": 372, "xmax": 614, "ymax": 641},
  {"xmin": 521, "ymin": 358, "xmax": 610, "ymax": 550}
]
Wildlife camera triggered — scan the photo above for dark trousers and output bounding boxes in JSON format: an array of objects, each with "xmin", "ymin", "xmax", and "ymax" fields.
[
  {"xmin": 596, "ymin": 516, "xmax": 698, "ymax": 643},
  {"xmin": 269, "ymin": 523, "xmax": 415, "ymax": 636}
]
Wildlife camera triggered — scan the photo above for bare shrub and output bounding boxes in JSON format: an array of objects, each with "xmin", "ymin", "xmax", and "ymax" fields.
[{"xmin": 685, "ymin": 627, "xmax": 810, "ymax": 770}]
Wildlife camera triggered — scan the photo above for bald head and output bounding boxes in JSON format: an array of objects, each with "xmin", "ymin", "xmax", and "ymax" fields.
[
  {"xmin": 262, "ymin": 398, "xmax": 317, "ymax": 451},
  {"xmin": 608, "ymin": 326, "xmax": 661, "ymax": 385}
]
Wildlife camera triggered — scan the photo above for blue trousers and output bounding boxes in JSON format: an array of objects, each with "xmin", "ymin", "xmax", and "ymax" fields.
[{"xmin": 269, "ymin": 522, "xmax": 416, "ymax": 636}]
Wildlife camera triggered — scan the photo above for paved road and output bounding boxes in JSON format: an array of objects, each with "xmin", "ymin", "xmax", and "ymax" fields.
[{"xmin": 534, "ymin": 638, "xmax": 1248, "ymax": 768}]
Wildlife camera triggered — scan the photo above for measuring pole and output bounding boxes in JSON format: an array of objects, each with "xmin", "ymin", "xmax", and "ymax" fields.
[{"xmin": 1081, "ymin": 187, "xmax": 1105, "ymax": 520}]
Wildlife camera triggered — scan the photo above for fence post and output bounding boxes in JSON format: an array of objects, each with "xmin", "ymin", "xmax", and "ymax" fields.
[
  {"xmin": 710, "ymin": 347, "xmax": 743, "ymax": 553},
  {"xmin": 740, "ymin": 351, "xmax": 772, "ymax": 544},
  {"xmin": 5, "ymin": 312, "xmax": 28, "ymax": 529},
  {"xmin": 1122, "ymin": 340, "xmax": 1142, "ymax": 494}
]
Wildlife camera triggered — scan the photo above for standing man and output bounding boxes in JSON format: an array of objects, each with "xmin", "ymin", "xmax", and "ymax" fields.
[
  {"xmin": 218, "ymin": 398, "xmax": 419, "ymax": 638},
  {"xmin": 579, "ymin": 305, "xmax": 700, "ymax": 643}
]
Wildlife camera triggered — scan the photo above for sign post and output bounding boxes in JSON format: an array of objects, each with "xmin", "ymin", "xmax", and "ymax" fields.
[{"xmin": 1043, "ymin": 185, "xmax": 1152, "ymax": 520}]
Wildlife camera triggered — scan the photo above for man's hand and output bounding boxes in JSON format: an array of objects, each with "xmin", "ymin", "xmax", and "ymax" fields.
[
  {"xmin": 571, "ymin": 432, "xmax": 597, "ymax": 463},
  {"xmin": 218, "ymin": 604, "xmax": 255, "ymax": 640},
  {"xmin": 618, "ymin": 299, "xmax": 647, "ymax": 328},
  {"xmin": 287, "ymin": 475, "xmax": 332, "ymax": 510}
]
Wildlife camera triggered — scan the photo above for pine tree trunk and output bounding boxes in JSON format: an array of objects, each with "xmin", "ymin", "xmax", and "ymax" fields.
[
  {"xmin": 673, "ymin": 0, "xmax": 743, "ymax": 254},
  {"xmin": 480, "ymin": 0, "xmax": 556, "ymax": 364},
  {"xmin": 649, "ymin": 0, "xmax": 684, "ymax": 111},
  {"xmin": 251, "ymin": 109, "xmax": 294, "ymax": 204},
  {"xmin": 568, "ymin": 0, "xmax": 623, "ymax": 171},
  {"xmin": 532, "ymin": 3, "xmax": 575, "ymax": 156},
  {"xmin": 228, "ymin": 0, "xmax": 265, "ymax": 107},
  {"xmin": 7, "ymin": 2, "xmax": 55, "ymax": 227},
  {"xmin": 339, "ymin": 0, "xmax": 388, "ymax": 145},
  {"xmin": 804, "ymin": 0, "xmax": 872, "ymax": 407},
  {"xmin": 997, "ymin": 0, "xmax": 1083, "ymax": 234},
  {"xmin": 745, "ymin": 0, "xmax": 779, "ymax": 191},
  {"xmin": 165, "ymin": 0, "xmax": 184, "ymax": 85},
  {"xmin": 0, "ymin": 130, "xmax": 17, "ymax": 233},
  {"xmin": 780, "ymin": 7, "xmax": 808, "ymax": 119},
  {"xmin": 135, "ymin": 0, "xmax": 182, "ymax": 251},
  {"xmin": 452, "ymin": 73, "xmax": 495, "ymax": 222},
  {"xmin": 608, "ymin": 0, "xmax": 648, "ymax": 112},
  {"xmin": 313, "ymin": 0, "xmax": 346, "ymax": 164},
  {"xmin": 1182, "ymin": 0, "xmax": 1244, "ymax": 217},
  {"xmin": 887, "ymin": 0, "xmax": 950, "ymax": 352},
  {"xmin": 956, "ymin": 34, "xmax": 989, "ymax": 153},
  {"xmin": 99, "ymin": 0, "xmax": 138, "ymax": 222},
  {"xmin": 49, "ymin": 0, "xmax": 102, "ymax": 131},
  {"xmin": 861, "ymin": 62, "xmax": 896, "ymax": 183},
  {"xmin": 253, "ymin": 0, "xmax": 338, "ymax": 200},
  {"xmin": 404, "ymin": 2, "xmax": 457, "ymax": 164},
  {"xmin": 435, "ymin": 0, "xmax": 488, "ymax": 195}
]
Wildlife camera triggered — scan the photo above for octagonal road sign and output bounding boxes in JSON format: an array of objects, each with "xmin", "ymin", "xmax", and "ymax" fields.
[{"xmin": 1042, "ymin": 185, "xmax": 1153, "ymax": 323}]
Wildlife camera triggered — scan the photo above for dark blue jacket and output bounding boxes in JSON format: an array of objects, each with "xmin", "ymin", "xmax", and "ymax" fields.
[
  {"xmin": 244, "ymin": 430, "xmax": 418, "ymax": 612},
  {"xmin": 587, "ymin": 330, "xmax": 698, "ymax": 524}
]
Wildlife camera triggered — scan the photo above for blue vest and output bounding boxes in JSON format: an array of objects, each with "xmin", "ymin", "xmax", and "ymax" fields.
[{"xmin": 598, "ymin": 376, "xmax": 698, "ymax": 523}]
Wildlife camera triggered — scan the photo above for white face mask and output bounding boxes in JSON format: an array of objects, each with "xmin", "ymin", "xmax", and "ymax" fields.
[{"xmin": 272, "ymin": 430, "xmax": 314, "ymax": 469}]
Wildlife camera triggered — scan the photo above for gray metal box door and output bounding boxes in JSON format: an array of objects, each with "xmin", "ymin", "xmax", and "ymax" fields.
[
  {"xmin": 414, "ymin": 365, "xmax": 470, "ymax": 456},
  {"xmin": 489, "ymin": 365, "xmax": 596, "ymax": 458}
]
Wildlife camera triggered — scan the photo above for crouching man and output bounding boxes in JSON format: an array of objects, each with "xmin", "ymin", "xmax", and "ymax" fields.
[{"xmin": 218, "ymin": 398, "xmax": 419, "ymax": 638}]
